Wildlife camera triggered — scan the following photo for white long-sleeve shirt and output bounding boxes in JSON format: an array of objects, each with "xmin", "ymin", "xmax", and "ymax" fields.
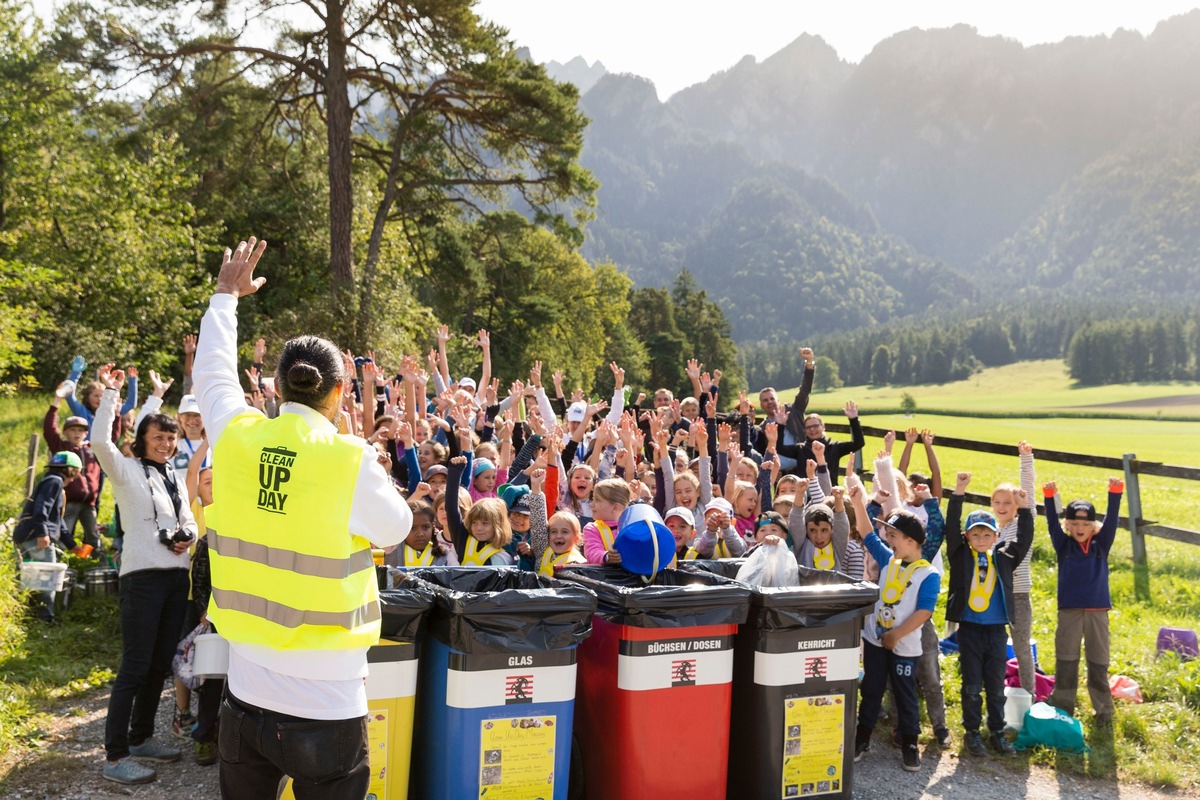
[{"xmin": 194, "ymin": 292, "xmax": 411, "ymax": 719}]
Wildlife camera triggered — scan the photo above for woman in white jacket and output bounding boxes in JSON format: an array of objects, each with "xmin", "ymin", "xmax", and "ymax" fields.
[{"xmin": 92, "ymin": 364, "xmax": 198, "ymax": 786}]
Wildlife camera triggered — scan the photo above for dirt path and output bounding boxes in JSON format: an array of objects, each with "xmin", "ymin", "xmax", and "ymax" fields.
[{"xmin": 0, "ymin": 686, "xmax": 1188, "ymax": 799}]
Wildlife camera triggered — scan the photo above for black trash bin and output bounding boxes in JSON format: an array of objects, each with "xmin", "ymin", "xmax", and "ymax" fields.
[
  {"xmin": 394, "ymin": 567, "xmax": 597, "ymax": 800},
  {"xmin": 556, "ymin": 565, "xmax": 752, "ymax": 800},
  {"xmin": 682, "ymin": 559, "xmax": 877, "ymax": 800}
]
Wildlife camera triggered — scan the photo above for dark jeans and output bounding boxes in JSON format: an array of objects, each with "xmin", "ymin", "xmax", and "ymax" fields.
[
  {"xmin": 958, "ymin": 621, "xmax": 1009, "ymax": 734},
  {"xmin": 104, "ymin": 568, "xmax": 190, "ymax": 761},
  {"xmin": 194, "ymin": 677, "xmax": 224, "ymax": 744},
  {"xmin": 859, "ymin": 640, "xmax": 920, "ymax": 738},
  {"xmin": 218, "ymin": 691, "xmax": 370, "ymax": 800}
]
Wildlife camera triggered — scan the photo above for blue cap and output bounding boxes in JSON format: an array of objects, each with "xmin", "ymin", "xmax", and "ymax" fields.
[
  {"xmin": 964, "ymin": 510, "xmax": 999, "ymax": 533},
  {"xmin": 472, "ymin": 458, "xmax": 496, "ymax": 478},
  {"xmin": 614, "ymin": 504, "xmax": 675, "ymax": 578}
]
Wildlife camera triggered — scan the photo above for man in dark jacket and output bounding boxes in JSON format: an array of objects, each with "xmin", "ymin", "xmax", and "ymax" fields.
[
  {"xmin": 777, "ymin": 400, "xmax": 865, "ymax": 483},
  {"xmin": 14, "ymin": 451, "xmax": 82, "ymax": 621}
]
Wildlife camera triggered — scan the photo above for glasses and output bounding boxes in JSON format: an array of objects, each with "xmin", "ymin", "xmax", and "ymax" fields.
[{"xmin": 804, "ymin": 423, "xmax": 823, "ymax": 431}]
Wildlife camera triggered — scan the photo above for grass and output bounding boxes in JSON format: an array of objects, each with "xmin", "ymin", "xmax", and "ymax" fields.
[
  {"xmin": 0, "ymin": 394, "xmax": 121, "ymax": 777},
  {"xmin": 803, "ymin": 359, "xmax": 1200, "ymax": 418}
]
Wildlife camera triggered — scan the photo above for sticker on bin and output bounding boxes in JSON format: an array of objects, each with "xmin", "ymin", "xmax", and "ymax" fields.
[
  {"xmin": 753, "ymin": 631, "xmax": 860, "ymax": 687},
  {"xmin": 617, "ymin": 635, "xmax": 734, "ymax": 691},
  {"xmin": 446, "ymin": 650, "xmax": 577, "ymax": 709}
]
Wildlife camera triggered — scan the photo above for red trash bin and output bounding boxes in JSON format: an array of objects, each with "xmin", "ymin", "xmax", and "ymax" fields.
[{"xmin": 559, "ymin": 565, "xmax": 750, "ymax": 800}]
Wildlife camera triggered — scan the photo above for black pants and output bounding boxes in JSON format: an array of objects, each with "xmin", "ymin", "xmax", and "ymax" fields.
[
  {"xmin": 218, "ymin": 691, "xmax": 370, "ymax": 800},
  {"xmin": 858, "ymin": 639, "xmax": 920, "ymax": 738},
  {"xmin": 194, "ymin": 677, "xmax": 224, "ymax": 744},
  {"xmin": 958, "ymin": 621, "xmax": 1008, "ymax": 734},
  {"xmin": 104, "ymin": 568, "xmax": 190, "ymax": 760}
]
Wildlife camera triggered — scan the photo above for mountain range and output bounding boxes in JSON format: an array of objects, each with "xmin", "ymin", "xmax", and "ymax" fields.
[{"xmin": 542, "ymin": 12, "xmax": 1200, "ymax": 343}]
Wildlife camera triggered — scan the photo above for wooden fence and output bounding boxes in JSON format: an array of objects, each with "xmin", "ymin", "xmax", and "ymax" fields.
[{"xmin": 824, "ymin": 422, "xmax": 1200, "ymax": 602}]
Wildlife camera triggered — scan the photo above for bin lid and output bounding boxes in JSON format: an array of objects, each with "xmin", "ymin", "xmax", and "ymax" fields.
[
  {"xmin": 393, "ymin": 567, "xmax": 598, "ymax": 655},
  {"xmin": 680, "ymin": 559, "xmax": 878, "ymax": 631},
  {"xmin": 555, "ymin": 565, "xmax": 751, "ymax": 629},
  {"xmin": 378, "ymin": 585, "xmax": 435, "ymax": 642}
]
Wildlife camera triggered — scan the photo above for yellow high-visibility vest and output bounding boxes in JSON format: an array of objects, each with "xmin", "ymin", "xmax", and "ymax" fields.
[
  {"xmin": 461, "ymin": 537, "xmax": 502, "ymax": 566},
  {"xmin": 539, "ymin": 546, "xmax": 585, "ymax": 576},
  {"xmin": 207, "ymin": 411, "xmax": 380, "ymax": 650}
]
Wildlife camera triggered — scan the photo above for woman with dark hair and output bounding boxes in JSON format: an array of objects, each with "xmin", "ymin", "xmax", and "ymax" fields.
[
  {"xmin": 92, "ymin": 364, "xmax": 198, "ymax": 786},
  {"xmin": 194, "ymin": 237, "xmax": 411, "ymax": 800}
]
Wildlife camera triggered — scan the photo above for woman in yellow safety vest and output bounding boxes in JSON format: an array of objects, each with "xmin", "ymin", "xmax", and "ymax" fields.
[{"xmin": 193, "ymin": 237, "xmax": 412, "ymax": 800}]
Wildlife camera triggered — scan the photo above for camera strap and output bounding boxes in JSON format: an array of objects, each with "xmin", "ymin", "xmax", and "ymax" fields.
[{"xmin": 142, "ymin": 460, "xmax": 183, "ymax": 526}]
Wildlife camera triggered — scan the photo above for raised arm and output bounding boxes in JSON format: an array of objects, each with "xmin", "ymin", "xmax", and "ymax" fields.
[{"xmin": 194, "ymin": 237, "xmax": 269, "ymax": 445}]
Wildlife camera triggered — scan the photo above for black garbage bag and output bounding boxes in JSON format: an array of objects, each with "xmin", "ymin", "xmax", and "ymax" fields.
[
  {"xmin": 681, "ymin": 558, "xmax": 878, "ymax": 630},
  {"xmin": 393, "ymin": 567, "xmax": 597, "ymax": 655},
  {"xmin": 378, "ymin": 584, "xmax": 435, "ymax": 641},
  {"xmin": 556, "ymin": 565, "xmax": 751, "ymax": 629}
]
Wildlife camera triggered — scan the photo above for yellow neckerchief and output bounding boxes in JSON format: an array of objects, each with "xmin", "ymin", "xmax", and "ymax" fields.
[
  {"xmin": 878, "ymin": 557, "xmax": 931, "ymax": 627},
  {"xmin": 595, "ymin": 520, "xmax": 616, "ymax": 551},
  {"xmin": 462, "ymin": 536, "xmax": 502, "ymax": 566},
  {"xmin": 714, "ymin": 538, "xmax": 732, "ymax": 559},
  {"xmin": 683, "ymin": 546, "xmax": 700, "ymax": 561},
  {"xmin": 968, "ymin": 551, "xmax": 998, "ymax": 612},
  {"xmin": 813, "ymin": 543, "xmax": 835, "ymax": 570},
  {"xmin": 404, "ymin": 542, "xmax": 435, "ymax": 568},
  {"xmin": 539, "ymin": 547, "xmax": 579, "ymax": 576}
]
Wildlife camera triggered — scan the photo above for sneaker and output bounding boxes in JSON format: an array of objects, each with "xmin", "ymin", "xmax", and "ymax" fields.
[
  {"xmin": 965, "ymin": 732, "xmax": 987, "ymax": 757},
  {"xmin": 195, "ymin": 740, "xmax": 218, "ymax": 767},
  {"xmin": 102, "ymin": 757, "xmax": 157, "ymax": 785},
  {"xmin": 854, "ymin": 727, "xmax": 872, "ymax": 763},
  {"xmin": 129, "ymin": 737, "xmax": 182, "ymax": 762},
  {"xmin": 172, "ymin": 709, "xmax": 196, "ymax": 739},
  {"xmin": 990, "ymin": 731, "xmax": 1015, "ymax": 754},
  {"xmin": 935, "ymin": 727, "xmax": 952, "ymax": 747},
  {"xmin": 902, "ymin": 743, "xmax": 921, "ymax": 772}
]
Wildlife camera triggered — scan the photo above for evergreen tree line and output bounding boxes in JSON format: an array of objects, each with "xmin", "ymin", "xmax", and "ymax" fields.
[{"xmin": 740, "ymin": 301, "xmax": 1200, "ymax": 391}]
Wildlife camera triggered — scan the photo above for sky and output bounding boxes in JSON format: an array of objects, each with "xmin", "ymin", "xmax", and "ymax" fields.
[{"xmin": 475, "ymin": 0, "xmax": 1200, "ymax": 99}]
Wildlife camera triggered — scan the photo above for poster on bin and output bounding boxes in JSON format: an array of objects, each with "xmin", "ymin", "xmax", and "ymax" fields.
[
  {"xmin": 478, "ymin": 715, "xmax": 556, "ymax": 798},
  {"xmin": 366, "ymin": 708, "xmax": 388, "ymax": 799},
  {"xmin": 781, "ymin": 694, "xmax": 844, "ymax": 798}
]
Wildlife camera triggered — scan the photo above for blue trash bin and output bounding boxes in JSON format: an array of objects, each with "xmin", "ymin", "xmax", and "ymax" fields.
[{"xmin": 396, "ymin": 567, "xmax": 596, "ymax": 800}]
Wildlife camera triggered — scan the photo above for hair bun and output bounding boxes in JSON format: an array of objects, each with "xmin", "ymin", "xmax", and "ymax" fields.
[{"xmin": 287, "ymin": 362, "xmax": 323, "ymax": 393}]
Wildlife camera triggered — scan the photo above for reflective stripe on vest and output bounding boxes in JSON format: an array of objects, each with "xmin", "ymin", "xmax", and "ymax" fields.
[
  {"xmin": 207, "ymin": 411, "xmax": 378, "ymax": 650},
  {"xmin": 405, "ymin": 543, "xmax": 435, "ymax": 568}
]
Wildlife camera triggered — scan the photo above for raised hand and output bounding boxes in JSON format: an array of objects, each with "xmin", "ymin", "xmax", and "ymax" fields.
[
  {"xmin": 215, "ymin": 237, "xmax": 268, "ymax": 298},
  {"xmin": 609, "ymin": 361, "xmax": 625, "ymax": 390},
  {"xmin": 476, "ymin": 329, "xmax": 490, "ymax": 349},
  {"xmin": 254, "ymin": 337, "xmax": 266, "ymax": 363},
  {"xmin": 694, "ymin": 418, "xmax": 709, "ymax": 451},
  {"xmin": 245, "ymin": 365, "xmax": 262, "ymax": 390},
  {"xmin": 98, "ymin": 363, "xmax": 124, "ymax": 391},
  {"xmin": 799, "ymin": 346, "xmax": 814, "ymax": 365},
  {"xmin": 437, "ymin": 325, "xmax": 451, "ymax": 346},
  {"xmin": 811, "ymin": 438, "xmax": 826, "ymax": 463},
  {"xmin": 955, "ymin": 471, "xmax": 971, "ymax": 492},
  {"xmin": 685, "ymin": 358, "xmax": 701, "ymax": 381},
  {"xmin": 921, "ymin": 428, "xmax": 935, "ymax": 446},
  {"xmin": 883, "ymin": 429, "xmax": 896, "ymax": 452},
  {"xmin": 905, "ymin": 427, "xmax": 919, "ymax": 444},
  {"xmin": 71, "ymin": 354, "xmax": 87, "ymax": 374},
  {"xmin": 530, "ymin": 467, "xmax": 546, "ymax": 493},
  {"xmin": 182, "ymin": 334, "xmax": 197, "ymax": 355},
  {"xmin": 844, "ymin": 400, "xmax": 859, "ymax": 420},
  {"xmin": 765, "ymin": 421, "xmax": 778, "ymax": 449},
  {"xmin": 149, "ymin": 369, "xmax": 174, "ymax": 398},
  {"xmin": 1018, "ymin": 440, "xmax": 1033, "ymax": 456},
  {"xmin": 1042, "ymin": 481, "xmax": 1057, "ymax": 496},
  {"xmin": 529, "ymin": 360, "xmax": 543, "ymax": 389}
]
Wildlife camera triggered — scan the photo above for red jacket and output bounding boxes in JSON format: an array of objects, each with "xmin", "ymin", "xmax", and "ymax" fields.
[{"xmin": 43, "ymin": 405, "xmax": 102, "ymax": 507}]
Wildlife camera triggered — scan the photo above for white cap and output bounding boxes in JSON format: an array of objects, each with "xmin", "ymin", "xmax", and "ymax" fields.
[
  {"xmin": 663, "ymin": 507, "xmax": 695, "ymax": 528},
  {"xmin": 178, "ymin": 394, "xmax": 201, "ymax": 416},
  {"xmin": 567, "ymin": 401, "xmax": 587, "ymax": 423},
  {"xmin": 458, "ymin": 377, "xmax": 477, "ymax": 391},
  {"xmin": 703, "ymin": 497, "xmax": 734, "ymax": 516}
]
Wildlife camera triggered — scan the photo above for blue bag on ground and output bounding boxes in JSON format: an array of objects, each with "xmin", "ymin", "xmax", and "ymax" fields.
[{"xmin": 1013, "ymin": 702, "xmax": 1088, "ymax": 753}]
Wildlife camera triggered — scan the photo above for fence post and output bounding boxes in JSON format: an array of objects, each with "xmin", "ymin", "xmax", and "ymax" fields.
[
  {"xmin": 25, "ymin": 434, "xmax": 39, "ymax": 500},
  {"xmin": 1123, "ymin": 453, "xmax": 1150, "ymax": 603}
]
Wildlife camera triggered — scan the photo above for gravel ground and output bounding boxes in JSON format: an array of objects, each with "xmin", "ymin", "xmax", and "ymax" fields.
[{"xmin": 0, "ymin": 686, "xmax": 1187, "ymax": 799}]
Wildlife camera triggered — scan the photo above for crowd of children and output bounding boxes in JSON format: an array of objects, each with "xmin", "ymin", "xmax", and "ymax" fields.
[{"xmin": 13, "ymin": 333, "xmax": 1126, "ymax": 782}]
